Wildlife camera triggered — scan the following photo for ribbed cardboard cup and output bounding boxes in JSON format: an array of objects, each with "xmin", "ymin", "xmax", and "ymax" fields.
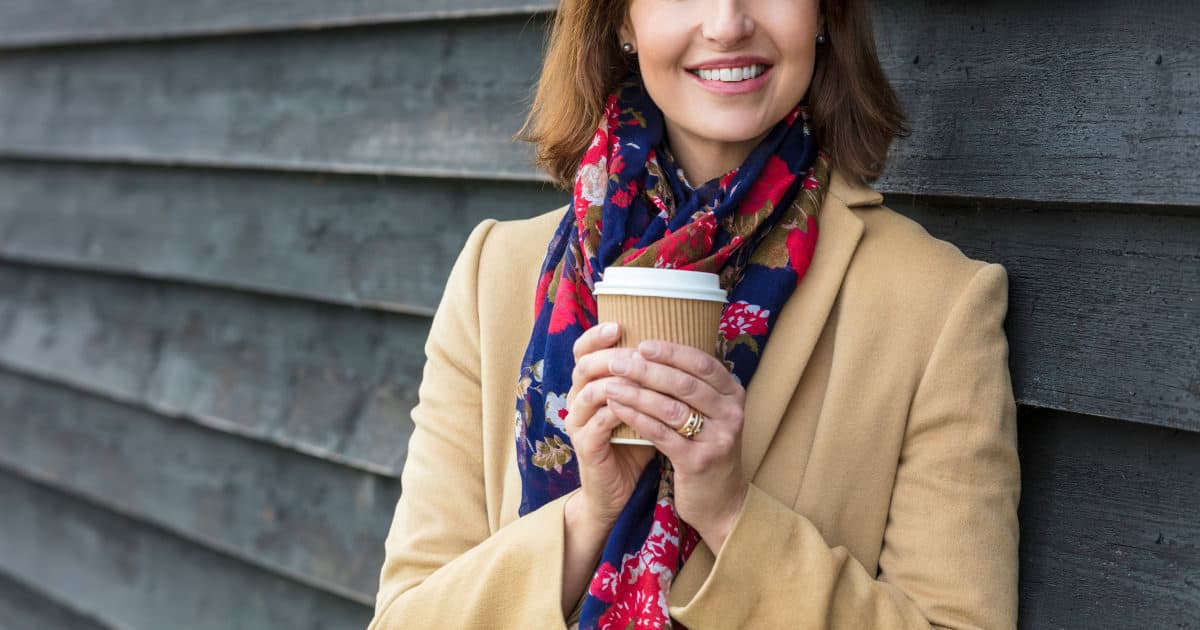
[{"xmin": 594, "ymin": 267, "xmax": 727, "ymax": 446}]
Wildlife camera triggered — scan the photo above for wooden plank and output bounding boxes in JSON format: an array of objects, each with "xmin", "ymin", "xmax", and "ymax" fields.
[
  {"xmin": 0, "ymin": 1, "xmax": 1196, "ymax": 205},
  {"xmin": 3, "ymin": 381, "xmax": 1196, "ymax": 628},
  {"xmin": 873, "ymin": 0, "xmax": 1200, "ymax": 205},
  {"xmin": 891, "ymin": 199, "xmax": 1200, "ymax": 432},
  {"xmin": 0, "ymin": 368, "xmax": 399, "ymax": 601},
  {"xmin": 0, "ymin": 0, "xmax": 552, "ymax": 48},
  {"xmin": 0, "ymin": 569, "xmax": 113, "ymax": 630},
  {"xmin": 0, "ymin": 16, "xmax": 551, "ymax": 183},
  {"xmin": 0, "ymin": 263, "xmax": 427, "ymax": 475},
  {"xmin": 1016, "ymin": 407, "xmax": 1200, "ymax": 628},
  {"xmin": 1, "ymin": 161, "xmax": 1195, "ymax": 429},
  {"xmin": 0, "ymin": 160, "xmax": 566, "ymax": 317},
  {"xmin": 0, "ymin": 469, "xmax": 372, "ymax": 630}
]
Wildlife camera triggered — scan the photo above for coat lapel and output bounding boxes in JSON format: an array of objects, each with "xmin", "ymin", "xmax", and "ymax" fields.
[
  {"xmin": 739, "ymin": 169, "xmax": 880, "ymax": 482},
  {"xmin": 500, "ymin": 171, "xmax": 881, "ymax": 526},
  {"xmin": 669, "ymin": 170, "xmax": 881, "ymax": 609}
]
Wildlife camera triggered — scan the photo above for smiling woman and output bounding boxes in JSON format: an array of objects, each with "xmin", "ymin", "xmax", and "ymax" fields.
[
  {"xmin": 368, "ymin": 1, "xmax": 1019, "ymax": 629},
  {"xmin": 521, "ymin": 0, "xmax": 906, "ymax": 190}
]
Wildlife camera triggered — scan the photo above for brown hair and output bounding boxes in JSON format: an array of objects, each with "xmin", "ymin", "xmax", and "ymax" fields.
[{"xmin": 515, "ymin": 0, "xmax": 909, "ymax": 189}]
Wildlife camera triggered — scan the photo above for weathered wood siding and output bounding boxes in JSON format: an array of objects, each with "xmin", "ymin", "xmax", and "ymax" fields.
[{"xmin": 0, "ymin": 1, "xmax": 1195, "ymax": 628}]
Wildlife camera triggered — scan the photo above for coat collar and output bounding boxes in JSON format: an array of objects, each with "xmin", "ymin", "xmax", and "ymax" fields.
[{"xmin": 738, "ymin": 169, "xmax": 881, "ymax": 480}]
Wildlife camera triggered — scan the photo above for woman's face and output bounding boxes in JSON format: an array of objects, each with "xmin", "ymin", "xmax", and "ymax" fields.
[{"xmin": 619, "ymin": 0, "xmax": 822, "ymax": 171}]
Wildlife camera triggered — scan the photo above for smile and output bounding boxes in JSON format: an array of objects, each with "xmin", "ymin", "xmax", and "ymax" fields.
[
  {"xmin": 687, "ymin": 64, "xmax": 767, "ymax": 82},
  {"xmin": 685, "ymin": 63, "xmax": 773, "ymax": 95}
]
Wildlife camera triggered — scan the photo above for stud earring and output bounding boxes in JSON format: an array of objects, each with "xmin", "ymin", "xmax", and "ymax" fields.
[
  {"xmin": 622, "ymin": 42, "xmax": 635, "ymax": 54},
  {"xmin": 816, "ymin": 32, "xmax": 827, "ymax": 45}
]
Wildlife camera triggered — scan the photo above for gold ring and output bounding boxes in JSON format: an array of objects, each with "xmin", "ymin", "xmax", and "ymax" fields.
[{"xmin": 677, "ymin": 408, "xmax": 706, "ymax": 439}]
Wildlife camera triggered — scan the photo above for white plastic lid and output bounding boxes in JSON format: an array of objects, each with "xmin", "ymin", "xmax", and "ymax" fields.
[{"xmin": 593, "ymin": 267, "xmax": 727, "ymax": 302}]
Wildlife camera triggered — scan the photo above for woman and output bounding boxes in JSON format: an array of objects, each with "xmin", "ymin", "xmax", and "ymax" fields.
[{"xmin": 369, "ymin": 0, "xmax": 1020, "ymax": 628}]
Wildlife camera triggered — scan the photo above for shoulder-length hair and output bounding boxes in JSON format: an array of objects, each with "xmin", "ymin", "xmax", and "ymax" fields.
[{"xmin": 515, "ymin": 0, "xmax": 909, "ymax": 189}]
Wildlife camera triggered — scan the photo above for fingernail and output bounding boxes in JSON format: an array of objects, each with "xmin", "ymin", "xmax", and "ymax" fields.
[
  {"xmin": 601, "ymin": 322, "xmax": 618, "ymax": 337},
  {"xmin": 610, "ymin": 358, "xmax": 629, "ymax": 374},
  {"xmin": 639, "ymin": 341, "xmax": 660, "ymax": 357}
]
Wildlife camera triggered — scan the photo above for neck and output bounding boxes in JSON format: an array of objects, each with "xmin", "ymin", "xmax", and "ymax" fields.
[{"xmin": 664, "ymin": 121, "xmax": 770, "ymax": 186}]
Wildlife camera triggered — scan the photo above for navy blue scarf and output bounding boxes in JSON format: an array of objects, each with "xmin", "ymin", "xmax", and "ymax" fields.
[{"xmin": 513, "ymin": 77, "xmax": 829, "ymax": 628}]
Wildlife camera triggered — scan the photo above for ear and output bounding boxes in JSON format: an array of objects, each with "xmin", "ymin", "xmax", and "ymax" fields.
[
  {"xmin": 616, "ymin": 7, "xmax": 636, "ymax": 48},
  {"xmin": 617, "ymin": 21, "xmax": 635, "ymax": 48}
]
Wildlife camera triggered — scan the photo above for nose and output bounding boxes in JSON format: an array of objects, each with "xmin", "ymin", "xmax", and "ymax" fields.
[{"xmin": 701, "ymin": 0, "xmax": 755, "ymax": 48}]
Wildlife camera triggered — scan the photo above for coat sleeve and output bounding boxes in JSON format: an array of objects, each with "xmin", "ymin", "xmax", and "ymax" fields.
[
  {"xmin": 668, "ymin": 262, "xmax": 1021, "ymax": 630},
  {"xmin": 368, "ymin": 218, "xmax": 582, "ymax": 630}
]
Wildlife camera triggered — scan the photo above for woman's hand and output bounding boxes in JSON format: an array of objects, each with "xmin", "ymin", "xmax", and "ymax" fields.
[
  {"xmin": 602, "ymin": 340, "xmax": 751, "ymax": 552},
  {"xmin": 564, "ymin": 322, "xmax": 659, "ymax": 530}
]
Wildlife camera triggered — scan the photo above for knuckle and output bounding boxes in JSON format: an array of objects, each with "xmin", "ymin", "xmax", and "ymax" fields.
[
  {"xmin": 667, "ymin": 400, "xmax": 688, "ymax": 424},
  {"xmin": 571, "ymin": 365, "xmax": 583, "ymax": 387},
  {"xmin": 647, "ymin": 415, "xmax": 671, "ymax": 440},
  {"xmin": 629, "ymin": 352, "xmax": 647, "ymax": 375},
  {"xmin": 674, "ymin": 373, "xmax": 696, "ymax": 396},
  {"xmin": 727, "ymin": 407, "xmax": 745, "ymax": 430},
  {"xmin": 581, "ymin": 380, "xmax": 603, "ymax": 404}
]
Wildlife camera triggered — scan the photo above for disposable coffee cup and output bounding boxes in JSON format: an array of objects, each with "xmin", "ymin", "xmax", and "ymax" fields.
[{"xmin": 593, "ymin": 267, "xmax": 728, "ymax": 446}]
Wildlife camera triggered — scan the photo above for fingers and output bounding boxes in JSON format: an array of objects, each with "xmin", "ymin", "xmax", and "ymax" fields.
[
  {"xmin": 565, "ymin": 373, "xmax": 609, "ymax": 434},
  {"xmin": 603, "ymin": 378, "xmax": 691, "ymax": 432},
  {"xmin": 608, "ymin": 400, "xmax": 689, "ymax": 461},
  {"xmin": 566, "ymin": 375, "xmax": 636, "ymax": 435},
  {"xmin": 568, "ymin": 322, "xmax": 637, "ymax": 410},
  {"xmin": 572, "ymin": 321, "xmax": 621, "ymax": 362},
  {"xmin": 637, "ymin": 340, "xmax": 741, "ymax": 398},
  {"xmin": 571, "ymin": 403, "xmax": 624, "ymax": 456},
  {"xmin": 609, "ymin": 350, "xmax": 726, "ymax": 416},
  {"xmin": 567, "ymin": 321, "xmax": 622, "ymax": 407}
]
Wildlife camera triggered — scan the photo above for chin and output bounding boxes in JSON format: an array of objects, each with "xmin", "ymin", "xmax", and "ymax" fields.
[{"xmin": 682, "ymin": 114, "xmax": 772, "ymax": 145}]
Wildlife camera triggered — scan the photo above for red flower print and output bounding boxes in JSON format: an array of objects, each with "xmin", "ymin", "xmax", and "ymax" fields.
[
  {"xmin": 803, "ymin": 167, "xmax": 820, "ymax": 190},
  {"xmin": 588, "ymin": 562, "xmax": 619, "ymax": 603},
  {"xmin": 736, "ymin": 155, "xmax": 795, "ymax": 216},
  {"xmin": 533, "ymin": 269, "xmax": 554, "ymax": 319},
  {"xmin": 611, "ymin": 181, "xmax": 638, "ymax": 209},
  {"xmin": 719, "ymin": 167, "xmax": 739, "ymax": 189},
  {"xmin": 548, "ymin": 276, "xmax": 597, "ymax": 334},
  {"xmin": 609, "ymin": 152, "xmax": 627, "ymax": 176},
  {"xmin": 599, "ymin": 589, "xmax": 665, "ymax": 630},
  {"xmin": 679, "ymin": 524, "xmax": 700, "ymax": 557},
  {"xmin": 643, "ymin": 509, "xmax": 681, "ymax": 567},
  {"xmin": 786, "ymin": 218, "xmax": 819, "ymax": 282},
  {"xmin": 720, "ymin": 300, "xmax": 771, "ymax": 340},
  {"xmin": 620, "ymin": 244, "xmax": 649, "ymax": 265},
  {"xmin": 785, "ymin": 106, "xmax": 802, "ymax": 126},
  {"xmin": 654, "ymin": 214, "xmax": 716, "ymax": 267}
]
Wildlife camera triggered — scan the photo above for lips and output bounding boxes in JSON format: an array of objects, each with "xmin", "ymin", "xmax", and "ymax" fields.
[
  {"xmin": 684, "ymin": 55, "xmax": 773, "ymax": 72},
  {"xmin": 686, "ymin": 63, "xmax": 773, "ymax": 95},
  {"xmin": 691, "ymin": 64, "xmax": 767, "ymax": 82}
]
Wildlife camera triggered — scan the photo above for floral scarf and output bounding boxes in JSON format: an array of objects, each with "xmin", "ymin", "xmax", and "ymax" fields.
[{"xmin": 514, "ymin": 76, "xmax": 830, "ymax": 629}]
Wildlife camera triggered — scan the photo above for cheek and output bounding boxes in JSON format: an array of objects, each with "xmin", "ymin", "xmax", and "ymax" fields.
[
  {"xmin": 633, "ymin": 29, "xmax": 692, "ymax": 105},
  {"xmin": 629, "ymin": 5, "xmax": 691, "ymax": 74}
]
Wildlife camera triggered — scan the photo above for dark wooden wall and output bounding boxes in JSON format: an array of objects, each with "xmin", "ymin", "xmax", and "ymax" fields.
[{"xmin": 0, "ymin": 1, "xmax": 1195, "ymax": 628}]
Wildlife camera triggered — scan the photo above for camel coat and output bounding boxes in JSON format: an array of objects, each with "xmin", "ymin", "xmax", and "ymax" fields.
[{"xmin": 368, "ymin": 169, "xmax": 1021, "ymax": 629}]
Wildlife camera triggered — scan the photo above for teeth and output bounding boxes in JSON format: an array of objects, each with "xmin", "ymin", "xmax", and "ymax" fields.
[{"xmin": 695, "ymin": 64, "xmax": 765, "ymax": 82}]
